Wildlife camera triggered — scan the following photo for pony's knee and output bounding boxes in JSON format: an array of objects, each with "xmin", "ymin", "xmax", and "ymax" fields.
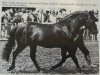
[
  {"xmin": 30, "ymin": 53, "xmax": 35, "ymax": 59},
  {"xmin": 79, "ymin": 46, "xmax": 89, "ymax": 55},
  {"xmin": 82, "ymin": 48, "xmax": 89, "ymax": 56},
  {"xmin": 12, "ymin": 51, "xmax": 17, "ymax": 58},
  {"xmin": 85, "ymin": 50, "xmax": 89, "ymax": 55},
  {"xmin": 12, "ymin": 49, "xmax": 21, "ymax": 58}
]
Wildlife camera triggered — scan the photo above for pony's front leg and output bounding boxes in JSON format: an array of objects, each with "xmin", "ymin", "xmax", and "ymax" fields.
[
  {"xmin": 76, "ymin": 37, "xmax": 95, "ymax": 68},
  {"xmin": 29, "ymin": 44, "xmax": 41, "ymax": 72},
  {"xmin": 7, "ymin": 46, "xmax": 27, "ymax": 71},
  {"xmin": 78, "ymin": 45, "xmax": 97, "ymax": 68},
  {"xmin": 71, "ymin": 55, "xmax": 82, "ymax": 73},
  {"xmin": 68, "ymin": 47, "xmax": 82, "ymax": 73}
]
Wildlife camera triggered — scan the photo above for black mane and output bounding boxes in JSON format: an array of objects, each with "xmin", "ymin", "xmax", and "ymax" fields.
[{"xmin": 59, "ymin": 11, "xmax": 89, "ymax": 22}]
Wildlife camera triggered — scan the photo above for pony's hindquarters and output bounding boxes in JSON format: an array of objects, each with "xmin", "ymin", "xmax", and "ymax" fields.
[{"xmin": 2, "ymin": 26, "xmax": 18, "ymax": 61}]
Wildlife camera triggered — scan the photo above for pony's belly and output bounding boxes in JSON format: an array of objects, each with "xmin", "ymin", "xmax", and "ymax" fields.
[{"xmin": 37, "ymin": 38, "xmax": 71, "ymax": 48}]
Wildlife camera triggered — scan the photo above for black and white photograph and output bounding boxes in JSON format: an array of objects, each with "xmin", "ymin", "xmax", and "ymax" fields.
[{"xmin": 0, "ymin": 0, "xmax": 99, "ymax": 74}]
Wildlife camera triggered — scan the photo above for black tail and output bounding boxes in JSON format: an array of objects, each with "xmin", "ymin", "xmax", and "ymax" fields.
[{"xmin": 2, "ymin": 26, "xmax": 18, "ymax": 61}]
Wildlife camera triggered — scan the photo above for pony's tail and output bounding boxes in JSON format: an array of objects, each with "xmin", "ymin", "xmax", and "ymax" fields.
[{"xmin": 2, "ymin": 26, "xmax": 18, "ymax": 61}]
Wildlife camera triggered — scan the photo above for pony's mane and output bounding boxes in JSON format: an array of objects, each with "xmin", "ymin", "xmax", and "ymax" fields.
[{"xmin": 59, "ymin": 11, "xmax": 88, "ymax": 22}]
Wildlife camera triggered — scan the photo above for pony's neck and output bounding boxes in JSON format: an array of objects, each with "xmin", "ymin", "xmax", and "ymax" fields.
[
  {"xmin": 69, "ymin": 20, "xmax": 86, "ymax": 38},
  {"xmin": 58, "ymin": 11, "xmax": 88, "ymax": 38}
]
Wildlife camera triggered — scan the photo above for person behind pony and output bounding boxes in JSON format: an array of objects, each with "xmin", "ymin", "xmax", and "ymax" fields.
[
  {"xmin": 56, "ymin": 8, "xmax": 67, "ymax": 22},
  {"xmin": 43, "ymin": 10, "xmax": 50, "ymax": 23},
  {"xmin": 37, "ymin": 9, "xmax": 45, "ymax": 23},
  {"xmin": 12, "ymin": 9, "xmax": 22, "ymax": 26},
  {"xmin": 31, "ymin": 8, "xmax": 38, "ymax": 22},
  {"xmin": 49, "ymin": 10, "xmax": 57, "ymax": 23}
]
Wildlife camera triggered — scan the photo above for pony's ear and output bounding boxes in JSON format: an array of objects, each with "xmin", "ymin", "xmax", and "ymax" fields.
[
  {"xmin": 88, "ymin": 10, "xmax": 94, "ymax": 14},
  {"xmin": 88, "ymin": 10, "xmax": 98, "ymax": 22}
]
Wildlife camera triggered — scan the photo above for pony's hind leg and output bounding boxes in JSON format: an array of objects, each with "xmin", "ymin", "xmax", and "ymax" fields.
[
  {"xmin": 50, "ymin": 48, "xmax": 69, "ymax": 70},
  {"xmin": 7, "ymin": 45, "xmax": 27, "ymax": 71},
  {"xmin": 29, "ymin": 44, "xmax": 41, "ymax": 71}
]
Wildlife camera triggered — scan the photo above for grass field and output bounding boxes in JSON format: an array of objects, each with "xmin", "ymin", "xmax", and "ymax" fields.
[{"xmin": 0, "ymin": 41, "xmax": 99, "ymax": 74}]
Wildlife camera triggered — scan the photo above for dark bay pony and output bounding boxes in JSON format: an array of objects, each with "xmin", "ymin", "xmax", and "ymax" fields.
[
  {"xmin": 2, "ymin": 11, "xmax": 98, "ymax": 73},
  {"xmin": 55, "ymin": 10, "xmax": 98, "ymax": 70}
]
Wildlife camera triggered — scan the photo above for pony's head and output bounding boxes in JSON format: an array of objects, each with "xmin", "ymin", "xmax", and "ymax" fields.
[
  {"xmin": 85, "ymin": 10, "xmax": 98, "ymax": 35},
  {"xmin": 57, "ymin": 11, "xmax": 98, "ymax": 35}
]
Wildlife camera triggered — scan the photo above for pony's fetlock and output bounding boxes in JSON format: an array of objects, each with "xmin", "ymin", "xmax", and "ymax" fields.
[{"xmin": 7, "ymin": 66, "xmax": 15, "ymax": 71}]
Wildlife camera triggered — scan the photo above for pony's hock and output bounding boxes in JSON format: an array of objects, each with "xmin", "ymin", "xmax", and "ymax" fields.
[{"xmin": 2, "ymin": 11, "xmax": 98, "ymax": 73}]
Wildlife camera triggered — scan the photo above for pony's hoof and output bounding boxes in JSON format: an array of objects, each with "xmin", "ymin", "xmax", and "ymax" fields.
[
  {"xmin": 6, "ymin": 60, "xmax": 9, "ymax": 62},
  {"xmin": 39, "ymin": 70, "xmax": 44, "ymax": 73},
  {"xmin": 7, "ymin": 66, "xmax": 15, "ymax": 71},
  {"xmin": 49, "ymin": 68, "xmax": 53, "ymax": 71},
  {"xmin": 88, "ymin": 64, "xmax": 97, "ymax": 69},
  {"xmin": 49, "ymin": 67, "xmax": 55, "ymax": 72},
  {"xmin": 49, "ymin": 69, "xmax": 56, "ymax": 74},
  {"xmin": 77, "ymin": 69, "xmax": 82, "ymax": 73},
  {"xmin": 6, "ymin": 58, "xmax": 9, "ymax": 62},
  {"xmin": 91, "ymin": 64, "xmax": 97, "ymax": 68},
  {"xmin": 36, "ymin": 68, "xmax": 42, "ymax": 73}
]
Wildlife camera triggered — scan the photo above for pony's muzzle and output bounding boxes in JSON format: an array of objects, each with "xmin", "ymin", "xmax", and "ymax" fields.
[{"xmin": 93, "ymin": 30, "xmax": 98, "ymax": 35}]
